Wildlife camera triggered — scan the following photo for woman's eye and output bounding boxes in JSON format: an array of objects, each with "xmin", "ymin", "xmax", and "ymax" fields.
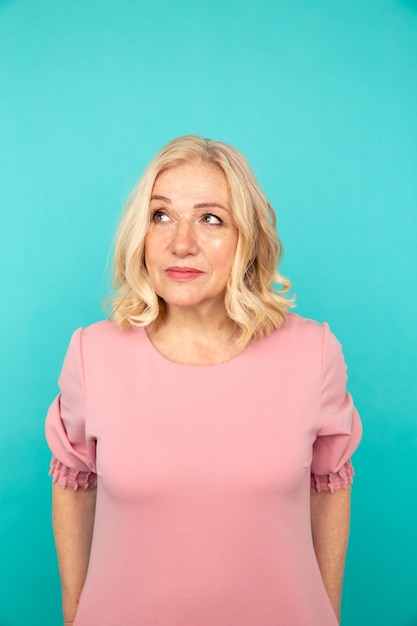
[
  {"xmin": 202, "ymin": 213, "xmax": 222, "ymax": 225},
  {"xmin": 152, "ymin": 210, "xmax": 170, "ymax": 222}
]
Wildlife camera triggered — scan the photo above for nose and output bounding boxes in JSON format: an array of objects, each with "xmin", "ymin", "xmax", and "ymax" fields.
[{"xmin": 170, "ymin": 221, "xmax": 199, "ymax": 256}]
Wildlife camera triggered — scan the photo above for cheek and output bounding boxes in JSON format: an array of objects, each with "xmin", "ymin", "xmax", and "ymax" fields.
[
  {"xmin": 208, "ymin": 233, "xmax": 238, "ymax": 266},
  {"xmin": 144, "ymin": 231, "xmax": 159, "ymax": 256}
]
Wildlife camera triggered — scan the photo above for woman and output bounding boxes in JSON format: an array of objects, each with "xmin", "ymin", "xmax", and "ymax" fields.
[{"xmin": 46, "ymin": 135, "xmax": 362, "ymax": 626}]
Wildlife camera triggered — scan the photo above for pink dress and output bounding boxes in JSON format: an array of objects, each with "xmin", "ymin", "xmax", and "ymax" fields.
[{"xmin": 45, "ymin": 313, "xmax": 362, "ymax": 626}]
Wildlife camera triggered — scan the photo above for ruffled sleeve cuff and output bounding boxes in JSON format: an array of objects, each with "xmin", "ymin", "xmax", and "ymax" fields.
[
  {"xmin": 49, "ymin": 456, "xmax": 98, "ymax": 491},
  {"xmin": 310, "ymin": 459, "xmax": 354, "ymax": 493}
]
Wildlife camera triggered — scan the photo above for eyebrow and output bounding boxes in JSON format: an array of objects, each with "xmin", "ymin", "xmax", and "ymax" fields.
[
  {"xmin": 194, "ymin": 202, "xmax": 228, "ymax": 211},
  {"xmin": 150, "ymin": 195, "xmax": 228, "ymax": 212},
  {"xmin": 150, "ymin": 195, "xmax": 172, "ymax": 203}
]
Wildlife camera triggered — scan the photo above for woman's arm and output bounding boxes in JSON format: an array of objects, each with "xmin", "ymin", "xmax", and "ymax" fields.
[
  {"xmin": 52, "ymin": 482, "xmax": 97, "ymax": 624},
  {"xmin": 310, "ymin": 485, "xmax": 351, "ymax": 624}
]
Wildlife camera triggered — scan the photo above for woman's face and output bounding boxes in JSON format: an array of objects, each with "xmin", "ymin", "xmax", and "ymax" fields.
[{"xmin": 144, "ymin": 161, "xmax": 239, "ymax": 316}]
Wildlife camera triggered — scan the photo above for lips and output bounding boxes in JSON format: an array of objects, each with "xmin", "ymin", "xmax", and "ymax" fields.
[{"xmin": 165, "ymin": 266, "xmax": 204, "ymax": 281}]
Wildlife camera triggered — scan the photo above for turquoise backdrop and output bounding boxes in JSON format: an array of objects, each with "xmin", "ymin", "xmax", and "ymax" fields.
[{"xmin": 1, "ymin": 1, "xmax": 416, "ymax": 624}]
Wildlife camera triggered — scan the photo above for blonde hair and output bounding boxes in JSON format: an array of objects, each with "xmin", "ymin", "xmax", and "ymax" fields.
[{"xmin": 110, "ymin": 135, "xmax": 294, "ymax": 346}]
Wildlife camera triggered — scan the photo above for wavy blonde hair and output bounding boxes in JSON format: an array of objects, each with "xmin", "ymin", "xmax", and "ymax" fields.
[{"xmin": 111, "ymin": 135, "xmax": 294, "ymax": 346}]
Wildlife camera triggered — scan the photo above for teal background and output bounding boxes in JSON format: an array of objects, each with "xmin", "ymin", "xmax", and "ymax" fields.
[{"xmin": 1, "ymin": 0, "xmax": 416, "ymax": 624}]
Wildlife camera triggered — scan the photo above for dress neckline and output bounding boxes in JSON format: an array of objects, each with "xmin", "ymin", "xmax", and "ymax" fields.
[{"xmin": 142, "ymin": 326, "xmax": 254, "ymax": 368}]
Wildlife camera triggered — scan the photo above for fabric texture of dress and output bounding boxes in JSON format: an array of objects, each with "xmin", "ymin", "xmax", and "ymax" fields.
[{"xmin": 45, "ymin": 313, "xmax": 362, "ymax": 626}]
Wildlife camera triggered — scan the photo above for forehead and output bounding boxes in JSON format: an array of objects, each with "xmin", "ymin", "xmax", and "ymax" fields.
[{"xmin": 152, "ymin": 161, "xmax": 229, "ymax": 203}]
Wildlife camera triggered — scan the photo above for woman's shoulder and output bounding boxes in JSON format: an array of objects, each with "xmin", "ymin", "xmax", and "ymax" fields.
[
  {"xmin": 82, "ymin": 318, "xmax": 125, "ymax": 336},
  {"xmin": 279, "ymin": 312, "xmax": 325, "ymax": 336},
  {"xmin": 259, "ymin": 312, "xmax": 334, "ymax": 357},
  {"xmin": 269, "ymin": 312, "xmax": 343, "ymax": 359},
  {"xmin": 250, "ymin": 313, "xmax": 342, "ymax": 376},
  {"xmin": 77, "ymin": 319, "xmax": 146, "ymax": 351}
]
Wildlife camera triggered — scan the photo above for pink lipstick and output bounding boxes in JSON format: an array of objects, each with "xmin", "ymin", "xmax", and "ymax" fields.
[{"xmin": 165, "ymin": 267, "xmax": 204, "ymax": 281}]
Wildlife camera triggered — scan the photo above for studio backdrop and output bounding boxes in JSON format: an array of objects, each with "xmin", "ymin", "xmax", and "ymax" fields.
[{"xmin": 1, "ymin": 1, "xmax": 416, "ymax": 625}]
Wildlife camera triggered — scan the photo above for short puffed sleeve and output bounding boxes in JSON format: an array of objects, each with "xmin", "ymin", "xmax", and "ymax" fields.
[
  {"xmin": 45, "ymin": 328, "xmax": 97, "ymax": 490},
  {"xmin": 310, "ymin": 323, "xmax": 362, "ymax": 493}
]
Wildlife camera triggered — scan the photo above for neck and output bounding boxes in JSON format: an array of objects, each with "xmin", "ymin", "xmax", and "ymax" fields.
[{"xmin": 146, "ymin": 304, "xmax": 243, "ymax": 366}]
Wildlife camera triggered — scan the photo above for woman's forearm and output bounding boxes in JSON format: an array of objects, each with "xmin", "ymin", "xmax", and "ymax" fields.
[
  {"xmin": 310, "ymin": 485, "xmax": 351, "ymax": 623},
  {"xmin": 52, "ymin": 482, "xmax": 97, "ymax": 623}
]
